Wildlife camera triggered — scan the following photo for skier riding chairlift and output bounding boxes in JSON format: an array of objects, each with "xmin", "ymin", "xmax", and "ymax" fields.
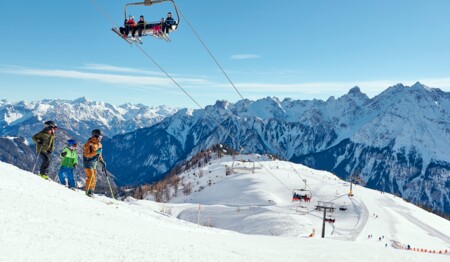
[
  {"xmin": 292, "ymin": 189, "xmax": 312, "ymax": 202},
  {"xmin": 112, "ymin": 0, "xmax": 180, "ymax": 44}
]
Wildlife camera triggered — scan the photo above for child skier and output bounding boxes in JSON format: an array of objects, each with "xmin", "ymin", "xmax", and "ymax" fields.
[
  {"xmin": 58, "ymin": 139, "xmax": 78, "ymax": 189},
  {"xmin": 32, "ymin": 120, "xmax": 58, "ymax": 179}
]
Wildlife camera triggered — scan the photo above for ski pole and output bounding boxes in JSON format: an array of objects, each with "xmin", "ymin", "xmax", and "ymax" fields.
[
  {"xmin": 32, "ymin": 145, "xmax": 44, "ymax": 175},
  {"xmin": 53, "ymin": 172, "xmax": 60, "ymax": 183},
  {"xmin": 104, "ymin": 167, "xmax": 117, "ymax": 206}
]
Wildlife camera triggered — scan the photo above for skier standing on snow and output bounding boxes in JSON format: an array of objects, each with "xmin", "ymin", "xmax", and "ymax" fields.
[
  {"xmin": 83, "ymin": 129, "xmax": 107, "ymax": 197},
  {"xmin": 57, "ymin": 139, "xmax": 78, "ymax": 189},
  {"xmin": 32, "ymin": 121, "xmax": 58, "ymax": 179}
]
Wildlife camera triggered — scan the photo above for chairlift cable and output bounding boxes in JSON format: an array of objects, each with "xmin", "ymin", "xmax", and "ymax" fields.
[
  {"xmin": 178, "ymin": 8, "xmax": 245, "ymax": 100},
  {"xmin": 133, "ymin": 39, "xmax": 243, "ymax": 148},
  {"xmin": 325, "ymin": 193, "xmax": 349, "ymax": 203},
  {"xmin": 90, "ymin": 0, "xmax": 119, "ymax": 28}
]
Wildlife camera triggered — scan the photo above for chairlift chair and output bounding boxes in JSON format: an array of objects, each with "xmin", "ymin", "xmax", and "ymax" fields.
[
  {"xmin": 112, "ymin": 0, "xmax": 180, "ymax": 43},
  {"xmin": 325, "ymin": 214, "xmax": 336, "ymax": 223},
  {"xmin": 292, "ymin": 188, "xmax": 312, "ymax": 202},
  {"xmin": 295, "ymin": 205, "xmax": 309, "ymax": 215}
]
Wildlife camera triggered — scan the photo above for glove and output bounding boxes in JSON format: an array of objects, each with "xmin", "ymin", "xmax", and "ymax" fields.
[
  {"xmin": 73, "ymin": 163, "xmax": 78, "ymax": 170},
  {"xmin": 97, "ymin": 148, "xmax": 102, "ymax": 154},
  {"xmin": 61, "ymin": 151, "xmax": 67, "ymax": 157}
]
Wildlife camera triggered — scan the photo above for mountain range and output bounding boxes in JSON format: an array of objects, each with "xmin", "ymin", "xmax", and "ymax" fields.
[
  {"xmin": 1, "ymin": 82, "xmax": 449, "ymax": 215},
  {"xmin": 102, "ymin": 82, "xmax": 450, "ymax": 215},
  {"xmin": 0, "ymin": 97, "xmax": 178, "ymax": 141}
]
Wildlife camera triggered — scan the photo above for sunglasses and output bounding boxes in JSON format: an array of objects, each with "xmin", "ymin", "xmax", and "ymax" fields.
[{"xmin": 94, "ymin": 135, "xmax": 103, "ymax": 139}]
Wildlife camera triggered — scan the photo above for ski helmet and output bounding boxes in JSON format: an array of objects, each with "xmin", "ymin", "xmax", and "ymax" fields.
[
  {"xmin": 92, "ymin": 129, "xmax": 103, "ymax": 137},
  {"xmin": 44, "ymin": 120, "xmax": 58, "ymax": 129},
  {"xmin": 67, "ymin": 139, "xmax": 77, "ymax": 147}
]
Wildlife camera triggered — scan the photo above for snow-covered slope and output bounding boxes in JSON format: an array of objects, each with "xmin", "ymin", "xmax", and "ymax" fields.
[
  {"xmin": 1, "ymin": 160, "xmax": 449, "ymax": 262},
  {"xmin": 0, "ymin": 97, "xmax": 178, "ymax": 140},
  {"xmin": 160, "ymin": 156, "xmax": 450, "ymax": 249}
]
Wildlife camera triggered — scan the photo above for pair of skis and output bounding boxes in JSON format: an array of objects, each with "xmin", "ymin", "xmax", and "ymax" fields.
[
  {"xmin": 111, "ymin": 27, "xmax": 142, "ymax": 45},
  {"xmin": 152, "ymin": 31, "xmax": 171, "ymax": 42},
  {"xmin": 111, "ymin": 27, "xmax": 170, "ymax": 45}
]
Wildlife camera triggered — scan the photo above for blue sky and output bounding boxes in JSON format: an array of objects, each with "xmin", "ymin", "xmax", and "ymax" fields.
[{"xmin": 1, "ymin": 0, "xmax": 450, "ymax": 108}]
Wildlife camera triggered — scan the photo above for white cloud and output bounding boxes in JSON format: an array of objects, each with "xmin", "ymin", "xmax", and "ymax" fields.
[
  {"xmin": 0, "ymin": 66, "xmax": 210, "ymax": 89},
  {"xmin": 81, "ymin": 63, "xmax": 164, "ymax": 76},
  {"xmin": 2, "ymin": 65, "xmax": 450, "ymax": 102},
  {"xmin": 216, "ymin": 79, "xmax": 450, "ymax": 99},
  {"xmin": 230, "ymin": 54, "xmax": 261, "ymax": 60}
]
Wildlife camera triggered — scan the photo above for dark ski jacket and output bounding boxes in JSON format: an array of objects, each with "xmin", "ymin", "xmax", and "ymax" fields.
[
  {"xmin": 32, "ymin": 128, "xmax": 55, "ymax": 153},
  {"xmin": 165, "ymin": 17, "xmax": 175, "ymax": 26},
  {"xmin": 137, "ymin": 19, "xmax": 146, "ymax": 27}
]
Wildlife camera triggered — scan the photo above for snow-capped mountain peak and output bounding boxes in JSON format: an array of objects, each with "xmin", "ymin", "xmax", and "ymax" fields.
[
  {"xmin": 71, "ymin": 96, "xmax": 90, "ymax": 104},
  {"xmin": 0, "ymin": 97, "xmax": 179, "ymax": 140}
]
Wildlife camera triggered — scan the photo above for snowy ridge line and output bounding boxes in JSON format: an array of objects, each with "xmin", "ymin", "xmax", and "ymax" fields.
[{"xmin": 0, "ymin": 97, "xmax": 178, "ymax": 139}]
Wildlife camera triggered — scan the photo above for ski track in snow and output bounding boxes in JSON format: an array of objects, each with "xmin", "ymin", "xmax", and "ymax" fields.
[{"xmin": 382, "ymin": 197, "xmax": 450, "ymax": 244}]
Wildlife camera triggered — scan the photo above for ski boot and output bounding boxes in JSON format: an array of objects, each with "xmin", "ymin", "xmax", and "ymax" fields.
[
  {"xmin": 39, "ymin": 174, "xmax": 49, "ymax": 180},
  {"xmin": 86, "ymin": 189, "xmax": 93, "ymax": 197}
]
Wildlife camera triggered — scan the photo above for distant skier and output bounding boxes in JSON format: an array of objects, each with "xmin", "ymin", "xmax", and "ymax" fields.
[
  {"xmin": 32, "ymin": 121, "xmax": 58, "ymax": 179},
  {"xmin": 57, "ymin": 139, "xmax": 78, "ymax": 189},
  {"xmin": 83, "ymin": 129, "xmax": 107, "ymax": 197}
]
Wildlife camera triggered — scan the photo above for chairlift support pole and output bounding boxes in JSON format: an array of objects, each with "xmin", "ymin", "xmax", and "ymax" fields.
[
  {"xmin": 348, "ymin": 172, "xmax": 364, "ymax": 197},
  {"xmin": 316, "ymin": 202, "xmax": 335, "ymax": 238},
  {"xmin": 322, "ymin": 208, "xmax": 327, "ymax": 238}
]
